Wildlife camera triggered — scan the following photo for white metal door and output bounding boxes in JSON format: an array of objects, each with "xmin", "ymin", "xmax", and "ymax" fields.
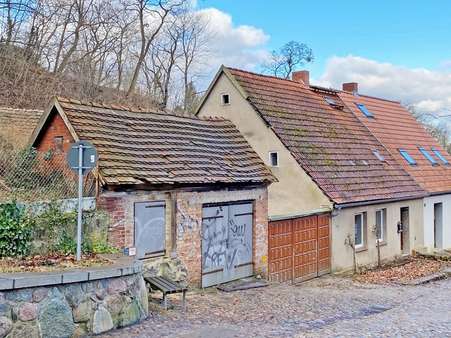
[{"xmin": 201, "ymin": 202, "xmax": 253, "ymax": 287}]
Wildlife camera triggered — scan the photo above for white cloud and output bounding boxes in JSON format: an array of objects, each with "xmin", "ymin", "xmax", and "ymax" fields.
[
  {"xmin": 195, "ymin": 8, "xmax": 270, "ymax": 86},
  {"xmin": 317, "ymin": 55, "xmax": 451, "ymax": 113}
]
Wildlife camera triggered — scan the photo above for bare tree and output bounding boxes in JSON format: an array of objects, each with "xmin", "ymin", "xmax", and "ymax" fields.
[
  {"xmin": 175, "ymin": 10, "xmax": 210, "ymax": 111},
  {"xmin": 263, "ymin": 40, "xmax": 314, "ymax": 79},
  {"xmin": 126, "ymin": 0, "xmax": 185, "ymax": 97}
]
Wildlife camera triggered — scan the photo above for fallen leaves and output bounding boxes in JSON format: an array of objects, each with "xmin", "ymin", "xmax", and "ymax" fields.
[
  {"xmin": 0, "ymin": 253, "xmax": 111, "ymax": 273},
  {"xmin": 355, "ymin": 257, "xmax": 449, "ymax": 284}
]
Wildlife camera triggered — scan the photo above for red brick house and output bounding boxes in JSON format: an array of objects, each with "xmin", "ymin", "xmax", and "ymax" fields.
[{"xmin": 30, "ymin": 97, "xmax": 275, "ymax": 287}]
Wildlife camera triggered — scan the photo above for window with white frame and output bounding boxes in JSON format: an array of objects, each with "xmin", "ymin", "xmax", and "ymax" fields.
[
  {"xmin": 269, "ymin": 152, "xmax": 279, "ymax": 167},
  {"xmin": 221, "ymin": 93, "xmax": 230, "ymax": 105},
  {"xmin": 375, "ymin": 209, "xmax": 387, "ymax": 243},
  {"xmin": 354, "ymin": 212, "xmax": 366, "ymax": 248}
]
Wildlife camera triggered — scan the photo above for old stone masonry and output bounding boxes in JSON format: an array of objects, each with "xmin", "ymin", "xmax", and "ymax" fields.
[{"xmin": 0, "ymin": 273, "xmax": 148, "ymax": 337}]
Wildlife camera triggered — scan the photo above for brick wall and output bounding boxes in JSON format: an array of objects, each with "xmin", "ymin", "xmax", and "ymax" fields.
[
  {"xmin": 98, "ymin": 186, "xmax": 269, "ymax": 287},
  {"xmin": 35, "ymin": 111, "xmax": 74, "ymax": 154}
]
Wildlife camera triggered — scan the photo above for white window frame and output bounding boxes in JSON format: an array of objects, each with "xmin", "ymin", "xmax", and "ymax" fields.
[
  {"xmin": 269, "ymin": 151, "xmax": 279, "ymax": 167},
  {"xmin": 221, "ymin": 93, "xmax": 230, "ymax": 105},
  {"xmin": 375, "ymin": 209, "xmax": 386, "ymax": 243},
  {"xmin": 354, "ymin": 213, "xmax": 365, "ymax": 249}
]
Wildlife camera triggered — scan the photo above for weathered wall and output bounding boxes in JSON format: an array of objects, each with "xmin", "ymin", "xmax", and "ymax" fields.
[
  {"xmin": 35, "ymin": 111, "xmax": 74, "ymax": 154},
  {"xmin": 331, "ymin": 198, "xmax": 423, "ymax": 272},
  {"xmin": 423, "ymin": 194, "xmax": 451, "ymax": 250},
  {"xmin": 0, "ymin": 273, "xmax": 148, "ymax": 337},
  {"xmin": 197, "ymin": 73, "xmax": 333, "ymax": 219},
  {"xmin": 98, "ymin": 186, "xmax": 269, "ymax": 287}
]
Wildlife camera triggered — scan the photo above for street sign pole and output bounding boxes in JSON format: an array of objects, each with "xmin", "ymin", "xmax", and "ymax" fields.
[
  {"xmin": 68, "ymin": 141, "xmax": 97, "ymax": 262},
  {"xmin": 76, "ymin": 144, "xmax": 83, "ymax": 261}
]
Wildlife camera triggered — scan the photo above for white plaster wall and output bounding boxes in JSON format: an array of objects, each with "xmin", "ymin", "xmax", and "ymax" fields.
[
  {"xmin": 423, "ymin": 194, "xmax": 451, "ymax": 249},
  {"xmin": 331, "ymin": 198, "xmax": 423, "ymax": 273},
  {"xmin": 197, "ymin": 73, "xmax": 333, "ymax": 218}
]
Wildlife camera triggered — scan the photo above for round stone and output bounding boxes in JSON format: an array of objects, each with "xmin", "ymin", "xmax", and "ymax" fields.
[
  {"xmin": 18, "ymin": 302, "xmax": 37, "ymax": 321},
  {"xmin": 92, "ymin": 306, "xmax": 114, "ymax": 334},
  {"xmin": 0, "ymin": 316, "xmax": 12, "ymax": 338}
]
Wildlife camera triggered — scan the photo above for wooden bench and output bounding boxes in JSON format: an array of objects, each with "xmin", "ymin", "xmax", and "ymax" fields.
[{"xmin": 144, "ymin": 276, "xmax": 187, "ymax": 311}]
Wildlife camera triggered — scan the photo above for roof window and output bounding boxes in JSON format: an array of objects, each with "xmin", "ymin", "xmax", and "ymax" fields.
[
  {"xmin": 399, "ymin": 149, "xmax": 416, "ymax": 165},
  {"xmin": 372, "ymin": 150, "xmax": 385, "ymax": 162},
  {"xmin": 419, "ymin": 147, "xmax": 438, "ymax": 165},
  {"xmin": 356, "ymin": 103, "xmax": 374, "ymax": 118},
  {"xmin": 325, "ymin": 97, "xmax": 337, "ymax": 105},
  {"xmin": 432, "ymin": 148, "xmax": 449, "ymax": 165}
]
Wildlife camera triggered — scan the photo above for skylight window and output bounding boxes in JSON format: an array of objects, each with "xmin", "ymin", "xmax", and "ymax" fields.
[
  {"xmin": 325, "ymin": 97, "xmax": 337, "ymax": 105},
  {"xmin": 399, "ymin": 149, "xmax": 416, "ymax": 165},
  {"xmin": 432, "ymin": 148, "xmax": 449, "ymax": 165},
  {"xmin": 372, "ymin": 150, "xmax": 385, "ymax": 162},
  {"xmin": 356, "ymin": 103, "xmax": 374, "ymax": 118},
  {"xmin": 419, "ymin": 147, "xmax": 437, "ymax": 165}
]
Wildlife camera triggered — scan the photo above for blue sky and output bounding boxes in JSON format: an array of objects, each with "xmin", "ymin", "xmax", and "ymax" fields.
[
  {"xmin": 198, "ymin": 0, "xmax": 451, "ymax": 77},
  {"xmin": 195, "ymin": 1, "xmax": 451, "ymax": 116}
]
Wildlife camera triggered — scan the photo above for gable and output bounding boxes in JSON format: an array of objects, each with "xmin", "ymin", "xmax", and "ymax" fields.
[{"xmin": 197, "ymin": 71, "xmax": 333, "ymax": 217}]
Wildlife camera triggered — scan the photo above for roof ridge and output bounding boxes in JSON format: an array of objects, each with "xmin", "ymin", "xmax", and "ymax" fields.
[
  {"xmin": 56, "ymin": 96, "xmax": 229, "ymax": 124},
  {"xmin": 225, "ymin": 66, "xmax": 305, "ymax": 86},
  {"xmin": 0, "ymin": 106, "xmax": 43, "ymax": 113}
]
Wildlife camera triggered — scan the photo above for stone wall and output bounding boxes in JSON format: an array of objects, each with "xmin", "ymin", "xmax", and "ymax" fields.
[
  {"xmin": 98, "ymin": 185, "xmax": 269, "ymax": 287},
  {"xmin": 0, "ymin": 273, "xmax": 148, "ymax": 337}
]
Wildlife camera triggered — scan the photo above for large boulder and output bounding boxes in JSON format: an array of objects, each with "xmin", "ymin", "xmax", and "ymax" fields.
[
  {"xmin": 38, "ymin": 288, "xmax": 75, "ymax": 338},
  {"xmin": 92, "ymin": 306, "xmax": 113, "ymax": 334},
  {"xmin": 0, "ymin": 316, "xmax": 12, "ymax": 338}
]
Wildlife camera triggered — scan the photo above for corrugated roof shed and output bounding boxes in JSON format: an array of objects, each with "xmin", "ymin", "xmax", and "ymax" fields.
[{"xmin": 225, "ymin": 67, "xmax": 425, "ymax": 204}]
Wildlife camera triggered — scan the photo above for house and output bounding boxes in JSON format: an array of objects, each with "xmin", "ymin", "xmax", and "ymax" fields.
[
  {"xmin": 0, "ymin": 107, "xmax": 42, "ymax": 149},
  {"xmin": 196, "ymin": 66, "xmax": 426, "ymax": 279},
  {"xmin": 29, "ymin": 97, "xmax": 275, "ymax": 287},
  {"xmin": 337, "ymin": 84, "xmax": 451, "ymax": 251}
]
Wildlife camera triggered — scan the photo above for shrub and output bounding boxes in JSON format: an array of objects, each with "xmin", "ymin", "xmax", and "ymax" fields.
[{"xmin": 0, "ymin": 202, "xmax": 33, "ymax": 257}]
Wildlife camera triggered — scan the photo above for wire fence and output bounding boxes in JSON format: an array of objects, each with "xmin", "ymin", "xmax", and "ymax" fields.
[{"xmin": 0, "ymin": 146, "xmax": 95, "ymax": 204}]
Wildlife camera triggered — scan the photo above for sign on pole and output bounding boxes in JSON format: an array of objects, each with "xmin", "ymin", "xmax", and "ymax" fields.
[{"xmin": 67, "ymin": 141, "xmax": 97, "ymax": 261}]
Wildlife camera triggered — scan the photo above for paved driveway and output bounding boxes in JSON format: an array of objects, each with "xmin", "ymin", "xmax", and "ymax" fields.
[{"xmin": 102, "ymin": 276, "xmax": 451, "ymax": 338}]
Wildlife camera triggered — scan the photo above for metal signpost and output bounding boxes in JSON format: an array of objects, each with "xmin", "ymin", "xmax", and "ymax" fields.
[{"xmin": 68, "ymin": 141, "xmax": 97, "ymax": 261}]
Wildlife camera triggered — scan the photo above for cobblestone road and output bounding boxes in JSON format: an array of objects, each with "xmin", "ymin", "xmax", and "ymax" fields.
[{"xmin": 101, "ymin": 276, "xmax": 451, "ymax": 338}]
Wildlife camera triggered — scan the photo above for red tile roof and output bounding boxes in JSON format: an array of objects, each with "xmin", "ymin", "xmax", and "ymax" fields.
[
  {"xmin": 338, "ymin": 91, "xmax": 451, "ymax": 194},
  {"xmin": 225, "ymin": 67, "xmax": 425, "ymax": 204},
  {"xmin": 34, "ymin": 97, "xmax": 275, "ymax": 186}
]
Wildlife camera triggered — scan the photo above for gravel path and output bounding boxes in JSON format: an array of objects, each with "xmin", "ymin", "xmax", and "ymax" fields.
[{"xmin": 101, "ymin": 276, "xmax": 451, "ymax": 338}]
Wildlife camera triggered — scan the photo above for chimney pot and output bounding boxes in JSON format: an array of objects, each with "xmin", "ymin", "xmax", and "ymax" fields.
[
  {"xmin": 292, "ymin": 70, "xmax": 309, "ymax": 86},
  {"xmin": 343, "ymin": 82, "xmax": 358, "ymax": 93}
]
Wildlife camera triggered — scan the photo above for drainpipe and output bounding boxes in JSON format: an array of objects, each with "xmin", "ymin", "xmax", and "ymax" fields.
[{"xmin": 170, "ymin": 191, "xmax": 177, "ymax": 256}]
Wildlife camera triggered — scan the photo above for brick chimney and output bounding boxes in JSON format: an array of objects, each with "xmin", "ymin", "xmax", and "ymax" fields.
[
  {"xmin": 292, "ymin": 70, "xmax": 309, "ymax": 86},
  {"xmin": 342, "ymin": 82, "xmax": 358, "ymax": 93}
]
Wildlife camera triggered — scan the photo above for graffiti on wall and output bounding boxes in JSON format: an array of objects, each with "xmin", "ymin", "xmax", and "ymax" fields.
[
  {"xmin": 177, "ymin": 205, "xmax": 198, "ymax": 240},
  {"xmin": 201, "ymin": 205, "xmax": 252, "ymax": 275}
]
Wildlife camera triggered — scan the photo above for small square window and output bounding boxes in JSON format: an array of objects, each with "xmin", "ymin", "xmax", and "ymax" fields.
[
  {"xmin": 221, "ymin": 94, "xmax": 230, "ymax": 105},
  {"xmin": 54, "ymin": 136, "xmax": 64, "ymax": 153},
  {"xmin": 269, "ymin": 152, "xmax": 279, "ymax": 167}
]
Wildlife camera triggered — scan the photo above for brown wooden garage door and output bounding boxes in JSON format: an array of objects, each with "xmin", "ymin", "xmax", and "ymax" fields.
[{"xmin": 268, "ymin": 213, "xmax": 331, "ymax": 283}]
